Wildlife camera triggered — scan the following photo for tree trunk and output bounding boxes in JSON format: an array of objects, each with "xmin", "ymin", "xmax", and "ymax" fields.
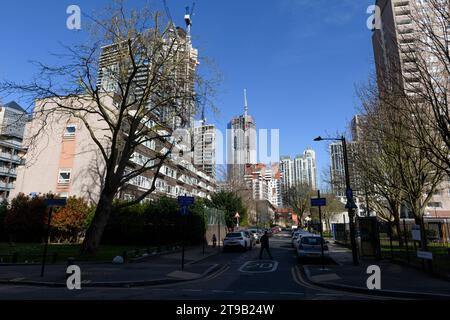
[
  {"xmin": 394, "ymin": 215, "xmax": 404, "ymax": 248},
  {"xmin": 80, "ymin": 191, "xmax": 115, "ymax": 255}
]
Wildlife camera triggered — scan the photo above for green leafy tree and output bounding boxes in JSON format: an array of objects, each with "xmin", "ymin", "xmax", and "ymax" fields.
[{"xmin": 206, "ymin": 191, "xmax": 247, "ymax": 229}]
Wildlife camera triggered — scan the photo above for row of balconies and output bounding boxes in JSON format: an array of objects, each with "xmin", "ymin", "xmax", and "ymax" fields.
[{"xmin": 0, "ymin": 167, "xmax": 17, "ymax": 175}]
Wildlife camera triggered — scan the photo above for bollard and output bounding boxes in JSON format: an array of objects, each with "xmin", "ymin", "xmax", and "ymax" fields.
[
  {"xmin": 12, "ymin": 252, "xmax": 18, "ymax": 263},
  {"xmin": 67, "ymin": 257, "xmax": 76, "ymax": 267}
]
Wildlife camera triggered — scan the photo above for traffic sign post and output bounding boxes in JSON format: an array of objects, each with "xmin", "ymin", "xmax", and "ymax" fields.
[
  {"xmin": 310, "ymin": 191, "xmax": 327, "ymax": 271},
  {"xmin": 235, "ymin": 212, "xmax": 240, "ymax": 230},
  {"xmin": 41, "ymin": 198, "xmax": 67, "ymax": 277},
  {"xmin": 178, "ymin": 195, "xmax": 195, "ymax": 271}
]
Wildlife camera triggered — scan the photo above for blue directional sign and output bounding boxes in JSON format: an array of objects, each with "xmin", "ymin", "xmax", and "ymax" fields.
[
  {"xmin": 346, "ymin": 188, "xmax": 353, "ymax": 201},
  {"xmin": 345, "ymin": 200, "xmax": 358, "ymax": 209},
  {"xmin": 311, "ymin": 198, "xmax": 327, "ymax": 207},
  {"xmin": 178, "ymin": 196, "xmax": 195, "ymax": 206},
  {"xmin": 180, "ymin": 206, "xmax": 189, "ymax": 216},
  {"xmin": 45, "ymin": 198, "xmax": 67, "ymax": 207}
]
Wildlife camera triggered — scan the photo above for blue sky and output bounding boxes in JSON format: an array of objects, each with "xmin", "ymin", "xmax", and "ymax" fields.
[{"xmin": 0, "ymin": 0, "xmax": 375, "ymax": 187}]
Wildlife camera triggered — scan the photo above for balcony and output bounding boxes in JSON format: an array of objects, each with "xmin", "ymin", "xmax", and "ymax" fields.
[
  {"xmin": 0, "ymin": 182, "xmax": 14, "ymax": 190},
  {"xmin": 0, "ymin": 167, "xmax": 16, "ymax": 176}
]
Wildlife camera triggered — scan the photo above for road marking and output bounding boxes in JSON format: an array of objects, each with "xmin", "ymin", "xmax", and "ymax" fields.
[
  {"xmin": 212, "ymin": 290, "xmax": 234, "ymax": 293},
  {"xmin": 279, "ymin": 292, "xmax": 305, "ymax": 295},
  {"xmin": 246, "ymin": 291, "xmax": 268, "ymax": 294},
  {"xmin": 239, "ymin": 260, "xmax": 279, "ymax": 273},
  {"xmin": 182, "ymin": 289, "xmax": 202, "ymax": 292}
]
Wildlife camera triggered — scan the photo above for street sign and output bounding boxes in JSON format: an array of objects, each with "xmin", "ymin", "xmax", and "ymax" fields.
[
  {"xmin": 45, "ymin": 198, "xmax": 67, "ymax": 207},
  {"xmin": 180, "ymin": 206, "xmax": 189, "ymax": 216},
  {"xmin": 346, "ymin": 188, "xmax": 353, "ymax": 200},
  {"xmin": 345, "ymin": 200, "xmax": 358, "ymax": 209},
  {"xmin": 177, "ymin": 196, "xmax": 195, "ymax": 206},
  {"xmin": 417, "ymin": 250, "xmax": 433, "ymax": 260},
  {"xmin": 235, "ymin": 212, "xmax": 240, "ymax": 219},
  {"xmin": 311, "ymin": 198, "xmax": 327, "ymax": 207}
]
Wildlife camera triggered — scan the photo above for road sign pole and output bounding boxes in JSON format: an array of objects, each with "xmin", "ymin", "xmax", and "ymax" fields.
[
  {"xmin": 41, "ymin": 207, "xmax": 53, "ymax": 277},
  {"xmin": 342, "ymin": 137, "xmax": 359, "ymax": 265},
  {"xmin": 181, "ymin": 206, "xmax": 185, "ymax": 271},
  {"xmin": 318, "ymin": 190, "xmax": 325, "ymax": 271}
]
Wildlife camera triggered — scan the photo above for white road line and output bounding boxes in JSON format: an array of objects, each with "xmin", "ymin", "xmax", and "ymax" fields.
[
  {"xmin": 182, "ymin": 289, "xmax": 202, "ymax": 292},
  {"xmin": 211, "ymin": 290, "xmax": 234, "ymax": 293},
  {"xmin": 279, "ymin": 292, "xmax": 305, "ymax": 295},
  {"xmin": 246, "ymin": 291, "xmax": 269, "ymax": 294}
]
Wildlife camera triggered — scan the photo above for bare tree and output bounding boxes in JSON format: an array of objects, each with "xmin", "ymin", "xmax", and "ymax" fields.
[
  {"xmin": 356, "ymin": 77, "xmax": 445, "ymax": 251},
  {"xmin": 283, "ymin": 182, "xmax": 313, "ymax": 226},
  {"xmin": 0, "ymin": 3, "xmax": 215, "ymax": 254}
]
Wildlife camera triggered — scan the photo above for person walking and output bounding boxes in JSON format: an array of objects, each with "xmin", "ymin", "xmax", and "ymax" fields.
[
  {"xmin": 212, "ymin": 234, "xmax": 217, "ymax": 248},
  {"xmin": 259, "ymin": 231, "xmax": 273, "ymax": 260}
]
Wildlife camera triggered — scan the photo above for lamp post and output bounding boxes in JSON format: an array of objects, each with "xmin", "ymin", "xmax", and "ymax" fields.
[{"xmin": 314, "ymin": 135, "xmax": 359, "ymax": 265}]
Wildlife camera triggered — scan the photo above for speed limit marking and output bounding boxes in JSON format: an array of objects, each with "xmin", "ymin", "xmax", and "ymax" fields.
[{"xmin": 239, "ymin": 260, "xmax": 279, "ymax": 273}]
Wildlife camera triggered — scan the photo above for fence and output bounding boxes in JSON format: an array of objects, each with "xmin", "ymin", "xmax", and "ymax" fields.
[
  {"xmin": 332, "ymin": 218, "xmax": 450, "ymax": 279},
  {"xmin": 378, "ymin": 218, "xmax": 450, "ymax": 279}
]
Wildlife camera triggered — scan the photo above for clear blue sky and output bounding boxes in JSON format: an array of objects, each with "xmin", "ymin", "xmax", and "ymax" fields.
[{"xmin": 0, "ymin": 0, "xmax": 375, "ymax": 188}]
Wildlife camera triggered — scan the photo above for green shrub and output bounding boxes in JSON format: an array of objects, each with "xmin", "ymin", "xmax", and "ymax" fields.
[{"xmin": 4, "ymin": 193, "xmax": 48, "ymax": 243}]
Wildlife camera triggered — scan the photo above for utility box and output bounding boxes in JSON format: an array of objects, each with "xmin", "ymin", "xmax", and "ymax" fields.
[{"xmin": 357, "ymin": 217, "xmax": 381, "ymax": 260}]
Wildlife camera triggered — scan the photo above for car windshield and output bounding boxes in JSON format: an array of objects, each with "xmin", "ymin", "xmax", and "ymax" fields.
[
  {"xmin": 301, "ymin": 237, "xmax": 324, "ymax": 245},
  {"xmin": 226, "ymin": 233, "xmax": 243, "ymax": 238}
]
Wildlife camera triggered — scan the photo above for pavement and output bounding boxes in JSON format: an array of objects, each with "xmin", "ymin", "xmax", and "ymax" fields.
[
  {"xmin": 0, "ymin": 245, "xmax": 223, "ymax": 287},
  {"xmin": 302, "ymin": 242, "xmax": 450, "ymax": 299}
]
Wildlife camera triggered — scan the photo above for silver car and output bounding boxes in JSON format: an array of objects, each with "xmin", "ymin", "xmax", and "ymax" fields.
[{"xmin": 297, "ymin": 236, "xmax": 329, "ymax": 260}]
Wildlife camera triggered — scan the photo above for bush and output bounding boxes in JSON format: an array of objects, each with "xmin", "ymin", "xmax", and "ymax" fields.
[
  {"xmin": 0, "ymin": 199, "xmax": 8, "ymax": 241},
  {"xmin": 101, "ymin": 197, "xmax": 207, "ymax": 246},
  {"xmin": 4, "ymin": 193, "xmax": 48, "ymax": 243},
  {"xmin": 51, "ymin": 197, "xmax": 92, "ymax": 243}
]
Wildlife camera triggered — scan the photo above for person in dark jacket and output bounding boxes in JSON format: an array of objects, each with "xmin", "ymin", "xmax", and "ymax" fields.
[{"xmin": 259, "ymin": 231, "xmax": 273, "ymax": 260}]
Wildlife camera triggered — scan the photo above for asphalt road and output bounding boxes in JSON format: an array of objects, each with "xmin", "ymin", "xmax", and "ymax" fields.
[{"xmin": 0, "ymin": 232, "xmax": 387, "ymax": 300}]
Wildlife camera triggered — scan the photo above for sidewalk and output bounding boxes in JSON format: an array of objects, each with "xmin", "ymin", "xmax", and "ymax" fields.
[
  {"xmin": 303, "ymin": 242, "xmax": 450, "ymax": 299},
  {"xmin": 0, "ymin": 245, "xmax": 222, "ymax": 288}
]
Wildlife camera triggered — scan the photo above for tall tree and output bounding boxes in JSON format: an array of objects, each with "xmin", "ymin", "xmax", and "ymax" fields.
[{"xmin": 0, "ymin": 3, "xmax": 215, "ymax": 254}]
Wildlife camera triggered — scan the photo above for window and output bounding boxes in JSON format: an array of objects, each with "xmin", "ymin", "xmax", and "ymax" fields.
[
  {"xmin": 64, "ymin": 125, "xmax": 76, "ymax": 137},
  {"xmin": 59, "ymin": 192, "xmax": 69, "ymax": 199},
  {"xmin": 58, "ymin": 169, "xmax": 71, "ymax": 184}
]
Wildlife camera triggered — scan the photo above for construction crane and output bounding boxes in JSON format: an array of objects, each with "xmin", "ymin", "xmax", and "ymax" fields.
[
  {"xmin": 162, "ymin": 0, "xmax": 174, "ymax": 28},
  {"xmin": 184, "ymin": 2, "xmax": 196, "ymax": 37}
]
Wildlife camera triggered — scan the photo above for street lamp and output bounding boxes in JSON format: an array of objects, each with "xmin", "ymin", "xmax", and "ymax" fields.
[{"xmin": 314, "ymin": 135, "xmax": 359, "ymax": 265}]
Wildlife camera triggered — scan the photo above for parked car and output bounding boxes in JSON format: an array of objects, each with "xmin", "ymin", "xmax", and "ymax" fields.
[
  {"xmin": 242, "ymin": 230, "xmax": 255, "ymax": 248},
  {"xmin": 296, "ymin": 235, "xmax": 329, "ymax": 261},
  {"xmin": 293, "ymin": 231, "xmax": 314, "ymax": 249},
  {"xmin": 247, "ymin": 229, "xmax": 261, "ymax": 244},
  {"xmin": 223, "ymin": 232, "xmax": 252, "ymax": 252},
  {"xmin": 291, "ymin": 231, "xmax": 302, "ymax": 247}
]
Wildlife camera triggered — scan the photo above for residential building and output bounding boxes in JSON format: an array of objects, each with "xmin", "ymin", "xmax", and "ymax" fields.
[
  {"xmin": 0, "ymin": 101, "xmax": 28, "ymax": 200},
  {"xmin": 329, "ymin": 141, "xmax": 364, "ymax": 215},
  {"xmin": 193, "ymin": 120, "xmax": 216, "ymax": 179},
  {"xmin": 11, "ymin": 95, "xmax": 216, "ymax": 202},
  {"xmin": 372, "ymin": 0, "xmax": 450, "ymax": 218},
  {"xmin": 279, "ymin": 148, "xmax": 318, "ymax": 205},
  {"xmin": 244, "ymin": 163, "xmax": 281, "ymax": 208},
  {"xmin": 227, "ymin": 89, "xmax": 257, "ymax": 181}
]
